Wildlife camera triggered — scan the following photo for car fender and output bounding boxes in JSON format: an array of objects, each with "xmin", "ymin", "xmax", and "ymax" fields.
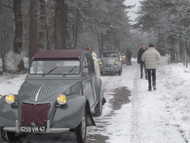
[
  {"xmin": 97, "ymin": 79, "xmax": 105, "ymax": 104},
  {"xmin": 0, "ymin": 99, "xmax": 18, "ymax": 127},
  {"xmin": 86, "ymin": 100, "xmax": 95, "ymax": 126},
  {"xmin": 52, "ymin": 96, "xmax": 95, "ymax": 129}
]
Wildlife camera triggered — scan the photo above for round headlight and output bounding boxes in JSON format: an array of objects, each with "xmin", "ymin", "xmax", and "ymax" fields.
[
  {"xmin": 57, "ymin": 94, "xmax": 68, "ymax": 105},
  {"xmin": 5, "ymin": 95, "xmax": 16, "ymax": 104},
  {"xmin": 114, "ymin": 61, "xmax": 118, "ymax": 64}
]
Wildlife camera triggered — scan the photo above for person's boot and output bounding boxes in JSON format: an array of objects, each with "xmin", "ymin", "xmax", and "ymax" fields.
[
  {"xmin": 153, "ymin": 85, "xmax": 156, "ymax": 90},
  {"xmin": 140, "ymin": 73, "xmax": 143, "ymax": 79},
  {"xmin": 145, "ymin": 74, "xmax": 148, "ymax": 80}
]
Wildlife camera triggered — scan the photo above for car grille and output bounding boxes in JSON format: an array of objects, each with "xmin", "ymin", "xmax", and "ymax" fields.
[
  {"xmin": 104, "ymin": 64, "xmax": 112, "ymax": 67},
  {"xmin": 21, "ymin": 103, "xmax": 50, "ymax": 126}
]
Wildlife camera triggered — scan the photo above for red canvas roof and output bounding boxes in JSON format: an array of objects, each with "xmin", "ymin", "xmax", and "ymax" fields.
[{"xmin": 33, "ymin": 49, "xmax": 84, "ymax": 60}]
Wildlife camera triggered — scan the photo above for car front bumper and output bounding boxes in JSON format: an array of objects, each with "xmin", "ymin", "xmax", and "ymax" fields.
[
  {"xmin": 101, "ymin": 65, "xmax": 121, "ymax": 73},
  {"xmin": 3, "ymin": 120, "xmax": 70, "ymax": 134}
]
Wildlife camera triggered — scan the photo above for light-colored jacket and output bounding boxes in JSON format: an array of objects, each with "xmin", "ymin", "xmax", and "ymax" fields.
[{"xmin": 142, "ymin": 47, "xmax": 160, "ymax": 69}]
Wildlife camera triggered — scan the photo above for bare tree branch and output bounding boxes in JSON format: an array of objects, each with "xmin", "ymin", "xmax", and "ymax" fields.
[{"xmin": 0, "ymin": 1, "xmax": 13, "ymax": 9}]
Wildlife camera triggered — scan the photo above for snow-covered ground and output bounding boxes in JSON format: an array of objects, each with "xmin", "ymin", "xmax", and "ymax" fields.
[
  {"xmin": 0, "ymin": 57, "xmax": 190, "ymax": 143},
  {"xmin": 92, "ymin": 60, "xmax": 190, "ymax": 143},
  {"xmin": 0, "ymin": 74, "xmax": 26, "ymax": 95}
]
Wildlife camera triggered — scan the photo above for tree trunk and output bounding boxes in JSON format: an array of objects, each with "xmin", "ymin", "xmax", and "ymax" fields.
[
  {"xmin": 185, "ymin": 40, "xmax": 188, "ymax": 68},
  {"xmin": 45, "ymin": 0, "xmax": 56, "ymax": 49},
  {"xmin": 0, "ymin": 49, "xmax": 6, "ymax": 73},
  {"xmin": 55, "ymin": 0, "xmax": 67, "ymax": 49},
  {"xmin": 38, "ymin": 0, "xmax": 48, "ymax": 49},
  {"xmin": 73, "ymin": 9, "xmax": 79, "ymax": 48},
  {"xmin": 97, "ymin": 33, "xmax": 101, "ymax": 55},
  {"xmin": 100, "ymin": 33, "xmax": 104, "ymax": 56},
  {"xmin": 13, "ymin": 0, "xmax": 23, "ymax": 54},
  {"xmin": 0, "ymin": 30, "xmax": 8, "ymax": 73},
  {"xmin": 28, "ymin": 0, "xmax": 38, "ymax": 66}
]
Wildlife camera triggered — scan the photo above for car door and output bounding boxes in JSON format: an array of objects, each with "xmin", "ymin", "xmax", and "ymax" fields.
[
  {"xmin": 89, "ymin": 54, "xmax": 102, "ymax": 101},
  {"xmin": 86, "ymin": 54, "xmax": 99, "ymax": 103},
  {"xmin": 82, "ymin": 56, "xmax": 97, "ymax": 111}
]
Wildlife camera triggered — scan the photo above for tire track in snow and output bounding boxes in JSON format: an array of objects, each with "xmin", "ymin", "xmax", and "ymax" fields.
[{"xmin": 130, "ymin": 69, "xmax": 141, "ymax": 143}]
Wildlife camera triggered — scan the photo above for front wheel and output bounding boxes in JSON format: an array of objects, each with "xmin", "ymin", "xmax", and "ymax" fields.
[
  {"xmin": 94, "ymin": 98, "xmax": 103, "ymax": 117},
  {"xmin": 75, "ymin": 110, "xmax": 87, "ymax": 143},
  {"xmin": 1, "ymin": 131, "xmax": 21, "ymax": 143}
]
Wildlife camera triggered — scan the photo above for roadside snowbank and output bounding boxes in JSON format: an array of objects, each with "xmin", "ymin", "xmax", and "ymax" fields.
[
  {"xmin": 158, "ymin": 64, "xmax": 190, "ymax": 142},
  {"xmin": 0, "ymin": 74, "xmax": 26, "ymax": 95}
]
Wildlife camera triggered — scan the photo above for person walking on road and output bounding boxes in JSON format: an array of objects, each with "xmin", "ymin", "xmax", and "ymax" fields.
[
  {"xmin": 137, "ymin": 46, "xmax": 146, "ymax": 78},
  {"xmin": 142, "ymin": 44, "xmax": 160, "ymax": 91},
  {"xmin": 126, "ymin": 48, "xmax": 132, "ymax": 65}
]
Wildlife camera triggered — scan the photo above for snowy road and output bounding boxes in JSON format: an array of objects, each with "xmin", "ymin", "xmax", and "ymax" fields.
[{"xmin": 1, "ymin": 61, "xmax": 190, "ymax": 143}]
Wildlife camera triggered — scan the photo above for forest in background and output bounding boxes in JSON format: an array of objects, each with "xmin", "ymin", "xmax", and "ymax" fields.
[
  {"xmin": 0, "ymin": 0, "xmax": 133, "ymax": 73},
  {"xmin": 135, "ymin": 0, "xmax": 190, "ymax": 65},
  {"xmin": 2, "ymin": 0, "xmax": 190, "ymax": 73}
]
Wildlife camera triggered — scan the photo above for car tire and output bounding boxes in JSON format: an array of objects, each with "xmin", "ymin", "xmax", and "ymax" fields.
[
  {"xmin": 2, "ymin": 131, "xmax": 21, "ymax": 143},
  {"xmin": 94, "ymin": 97, "xmax": 103, "ymax": 117},
  {"xmin": 75, "ymin": 110, "xmax": 87, "ymax": 143}
]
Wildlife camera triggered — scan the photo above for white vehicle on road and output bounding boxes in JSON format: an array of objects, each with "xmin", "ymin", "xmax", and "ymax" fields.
[{"xmin": 100, "ymin": 51, "xmax": 122, "ymax": 75}]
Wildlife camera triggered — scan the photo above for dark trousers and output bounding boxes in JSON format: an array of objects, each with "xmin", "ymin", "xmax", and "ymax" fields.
[
  {"xmin": 147, "ymin": 69, "xmax": 156, "ymax": 90},
  {"xmin": 127, "ymin": 56, "xmax": 132, "ymax": 65},
  {"xmin": 140, "ymin": 63, "xmax": 147, "ymax": 79}
]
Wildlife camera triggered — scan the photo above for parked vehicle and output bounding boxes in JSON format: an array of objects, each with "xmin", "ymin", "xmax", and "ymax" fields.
[
  {"xmin": 120, "ymin": 53, "xmax": 127, "ymax": 64},
  {"xmin": 0, "ymin": 49, "xmax": 104, "ymax": 143},
  {"xmin": 100, "ymin": 51, "xmax": 122, "ymax": 75}
]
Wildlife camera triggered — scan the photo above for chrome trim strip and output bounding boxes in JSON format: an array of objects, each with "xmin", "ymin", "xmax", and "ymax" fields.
[
  {"xmin": 3, "ymin": 127, "xmax": 17, "ymax": 132},
  {"xmin": 35, "ymin": 86, "xmax": 42, "ymax": 102},
  {"xmin": 3, "ymin": 120, "xmax": 70, "ymax": 134},
  {"xmin": 3, "ymin": 127, "xmax": 70, "ymax": 134}
]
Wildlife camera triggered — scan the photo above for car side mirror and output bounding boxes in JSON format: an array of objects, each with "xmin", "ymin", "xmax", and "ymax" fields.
[{"xmin": 82, "ymin": 66, "xmax": 88, "ymax": 76}]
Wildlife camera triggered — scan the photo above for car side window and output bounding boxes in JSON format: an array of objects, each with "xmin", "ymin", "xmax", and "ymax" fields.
[
  {"xmin": 86, "ymin": 55, "xmax": 95, "ymax": 75},
  {"xmin": 83, "ymin": 57, "xmax": 89, "ymax": 74}
]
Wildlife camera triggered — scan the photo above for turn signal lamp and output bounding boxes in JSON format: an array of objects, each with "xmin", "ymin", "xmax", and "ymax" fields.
[
  {"xmin": 5, "ymin": 95, "xmax": 16, "ymax": 104},
  {"xmin": 57, "ymin": 94, "xmax": 68, "ymax": 105},
  {"xmin": 98, "ymin": 60, "xmax": 102, "ymax": 65},
  {"xmin": 114, "ymin": 60, "xmax": 119, "ymax": 65}
]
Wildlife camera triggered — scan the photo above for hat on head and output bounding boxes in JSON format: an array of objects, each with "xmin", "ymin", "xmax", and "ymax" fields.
[{"xmin": 149, "ymin": 43, "xmax": 154, "ymax": 47}]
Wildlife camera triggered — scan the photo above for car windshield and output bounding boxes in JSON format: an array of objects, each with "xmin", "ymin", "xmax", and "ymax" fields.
[
  {"xmin": 30, "ymin": 60, "xmax": 80, "ymax": 75},
  {"xmin": 103, "ymin": 52, "xmax": 118, "ymax": 58}
]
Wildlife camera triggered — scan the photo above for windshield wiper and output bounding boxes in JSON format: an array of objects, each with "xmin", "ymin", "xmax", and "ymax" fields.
[
  {"xmin": 68, "ymin": 66, "xmax": 78, "ymax": 74},
  {"xmin": 43, "ymin": 66, "xmax": 58, "ymax": 76}
]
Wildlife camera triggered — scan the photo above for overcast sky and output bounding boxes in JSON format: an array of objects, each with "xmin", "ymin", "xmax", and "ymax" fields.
[{"xmin": 124, "ymin": 0, "xmax": 143, "ymax": 23}]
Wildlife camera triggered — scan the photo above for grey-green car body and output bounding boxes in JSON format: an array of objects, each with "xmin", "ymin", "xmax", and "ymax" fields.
[{"xmin": 0, "ymin": 49, "xmax": 104, "ymax": 135}]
